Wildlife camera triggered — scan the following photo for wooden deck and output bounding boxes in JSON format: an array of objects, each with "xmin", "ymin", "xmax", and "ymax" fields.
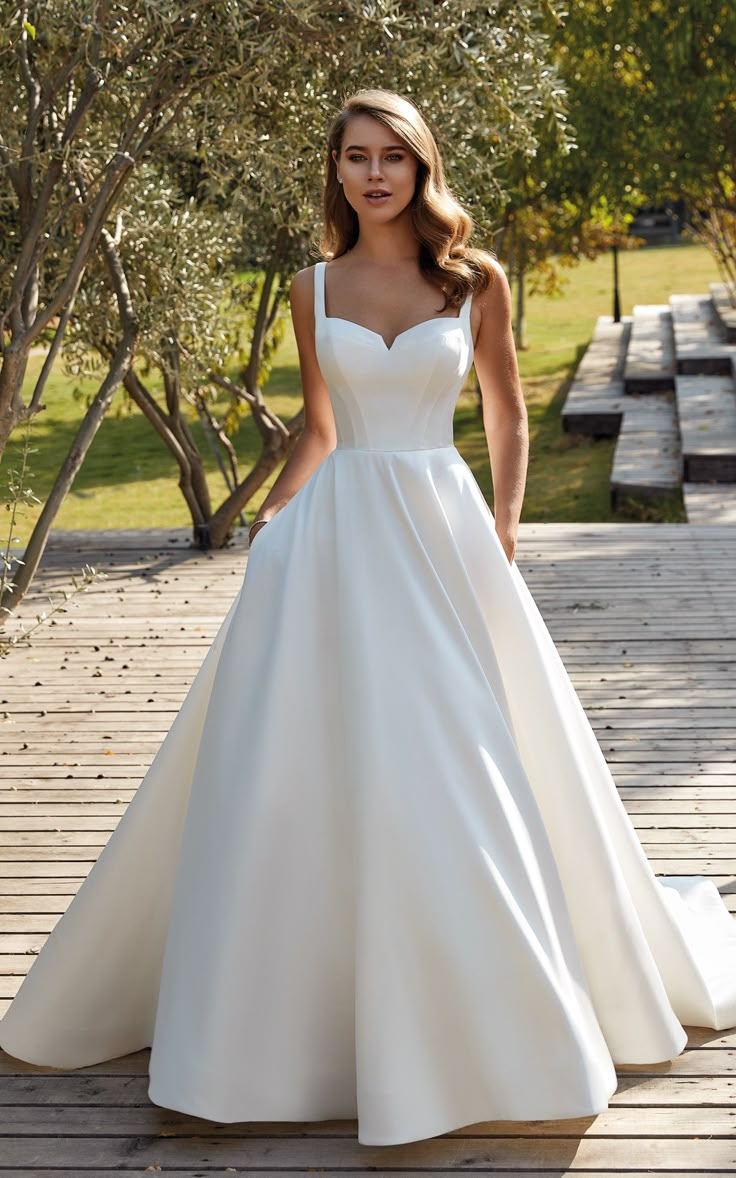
[{"xmin": 1, "ymin": 523, "xmax": 735, "ymax": 1174}]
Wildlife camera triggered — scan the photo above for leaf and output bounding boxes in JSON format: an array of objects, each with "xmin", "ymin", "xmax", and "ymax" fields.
[{"xmin": 23, "ymin": 20, "xmax": 36, "ymax": 39}]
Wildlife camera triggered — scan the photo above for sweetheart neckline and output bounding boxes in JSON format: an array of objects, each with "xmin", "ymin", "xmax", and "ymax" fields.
[{"xmin": 322, "ymin": 314, "xmax": 468, "ymax": 354}]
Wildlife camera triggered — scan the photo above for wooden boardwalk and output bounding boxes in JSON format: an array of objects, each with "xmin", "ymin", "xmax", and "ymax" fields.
[{"xmin": 1, "ymin": 523, "xmax": 735, "ymax": 1175}]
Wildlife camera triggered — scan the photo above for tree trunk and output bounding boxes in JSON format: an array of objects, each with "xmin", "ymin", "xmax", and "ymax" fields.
[
  {"xmin": 122, "ymin": 371, "xmax": 212, "ymax": 541},
  {"xmin": 0, "ymin": 153, "xmax": 135, "ymax": 462},
  {"xmin": 207, "ymin": 411, "xmax": 303, "ymax": 548},
  {"xmin": 244, "ymin": 226, "xmax": 290, "ymax": 394},
  {"xmin": 0, "ymin": 227, "xmax": 139, "ymax": 618},
  {"xmin": 0, "ymin": 345, "xmax": 30, "ymax": 455},
  {"xmin": 0, "ymin": 331, "xmax": 137, "ymax": 617}
]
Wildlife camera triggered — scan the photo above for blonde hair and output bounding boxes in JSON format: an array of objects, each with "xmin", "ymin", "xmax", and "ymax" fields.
[{"xmin": 320, "ymin": 88, "xmax": 496, "ymax": 309}]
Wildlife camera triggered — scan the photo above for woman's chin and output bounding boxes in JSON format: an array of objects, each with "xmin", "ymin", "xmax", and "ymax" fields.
[{"xmin": 351, "ymin": 200, "xmax": 412, "ymax": 225}]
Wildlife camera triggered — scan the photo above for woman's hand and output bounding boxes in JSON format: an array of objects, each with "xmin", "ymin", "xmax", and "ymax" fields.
[
  {"xmin": 248, "ymin": 519, "xmax": 269, "ymax": 544},
  {"xmin": 496, "ymin": 528, "xmax": 517, "ymax": 565}
]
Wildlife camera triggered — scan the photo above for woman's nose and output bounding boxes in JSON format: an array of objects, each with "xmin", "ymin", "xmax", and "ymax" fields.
[{"xmin": 367, "ymin": 158, "xmax": 384, "ymax": 180}]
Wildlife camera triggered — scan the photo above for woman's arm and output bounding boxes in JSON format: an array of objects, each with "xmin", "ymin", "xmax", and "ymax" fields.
[
  {"xmin": 249, "ymin": 266, "xmax": 337, "ymax": 542},
  {"xmin": 471, "ymin": 258, "xmax": 529, "ymax": 565}
]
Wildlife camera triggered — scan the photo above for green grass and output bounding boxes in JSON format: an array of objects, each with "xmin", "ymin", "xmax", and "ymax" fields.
[
  {"xmin": 4, "ymin": 348, "xmax": 303, "ymax": 531},
  {"xmin": 3, "ymin": 238, "xmax": 723, "ymax": 533}
]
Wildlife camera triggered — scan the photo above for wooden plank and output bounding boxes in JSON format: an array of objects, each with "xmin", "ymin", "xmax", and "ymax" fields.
[
  {"xmin": 0, "ymin": 1072, "xmax": 719, "ymax": 1107},
  {"xmin": 1, "ymin": 1133, "xmax": 736, "ymax": 1170},
  {"xmin": 6, "ymin": 1043, "xmax": 734, "ymax": 1078},
  {"xmin": 4, "ymin": 1102, "xmax": 736, "ymax": 1137},
  {"xmin": 0, "ymin": 1168, "xmax": 725, "ymax": 1178},
  {"xmin": 11, "ymin": 1168, "xmax": 715, "ymax": 1178}
]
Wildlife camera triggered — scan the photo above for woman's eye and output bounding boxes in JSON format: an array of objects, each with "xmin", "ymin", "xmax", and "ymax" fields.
[{"xmin": 344, "ymin": 152, "xmax": 405, "ymax": 163}]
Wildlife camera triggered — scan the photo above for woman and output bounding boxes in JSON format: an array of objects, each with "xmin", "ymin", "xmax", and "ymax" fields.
[
  {"xmin": 1, "ymin": 88, "xmax": 735, "ymax": 1149},
  {"xmin": 248, "ymin": 92, "xmax": 523, "ymax": 571}
]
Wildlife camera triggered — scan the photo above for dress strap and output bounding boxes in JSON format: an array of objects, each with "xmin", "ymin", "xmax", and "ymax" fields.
[{"xmin": 313, "ymin": 260, "xmax": 326, "ymax": 324}]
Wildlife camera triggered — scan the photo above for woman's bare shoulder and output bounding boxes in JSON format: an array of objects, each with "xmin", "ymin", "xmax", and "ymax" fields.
[
  {"xmin": 474, "ymin": 254, "xmax": 510, "ymax": 312},
  {"xmin": 289, "ymin": 264, "xmax": 317, "ymax": 306},
  {"xmin": 469, "ymin": 255, "xmax": 511, "ymax": 349},
  {"xmin": 474, "ymin": 250, "xmax": 507, "ymax": 287}
]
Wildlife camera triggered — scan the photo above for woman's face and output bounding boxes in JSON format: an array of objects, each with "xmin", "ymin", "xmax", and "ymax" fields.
[{"xmin": 332, "ymin": 113, "xmax": 419, "ymax": 224}]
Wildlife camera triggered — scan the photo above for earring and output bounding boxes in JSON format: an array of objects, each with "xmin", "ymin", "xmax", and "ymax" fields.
[{"xmin": 337, "ymin": 176, "xmax": 343, "ymax": 184}]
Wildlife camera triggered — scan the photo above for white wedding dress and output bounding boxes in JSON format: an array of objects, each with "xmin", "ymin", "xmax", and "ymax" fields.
[{"xmin": 1, "ymin": 260, "xmax": 735, "ymax": 1146}]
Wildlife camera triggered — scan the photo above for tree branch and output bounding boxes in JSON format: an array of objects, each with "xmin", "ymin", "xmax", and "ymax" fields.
[
  {"xmin": 208, "ymin": 373, "xmax": 292, "ymax": 443},
  {"xmin": 26, "ymin": 151, "xmax": 135, "ymax": 344},
  {"xmin": 0, "ymin": 134, "xmax": 20, "ymax": 194},
  {"xmin": 245, "ymin": 226, "xmax": 289, "ymax": 394},
  {"xmin": 27, "ymin": 288, "xmax": 80, "ymax": 414}
]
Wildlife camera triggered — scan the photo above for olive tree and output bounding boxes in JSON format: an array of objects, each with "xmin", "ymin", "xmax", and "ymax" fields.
[
  {"xmin": 2, "ymin": 0, "xmax": 571, "ymax": 612},
  {"xmin": 0, "ymin": 0, "xmax": 352, "ymax": 458},
  {"xmin": 0, "ymin": 0, "xmax": 379, "ymax": 609}
]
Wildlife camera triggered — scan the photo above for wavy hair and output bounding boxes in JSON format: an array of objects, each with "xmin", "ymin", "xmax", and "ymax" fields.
[{"xmin": 320, "ymin": 89, "xmax": 496, "ymax": 309}]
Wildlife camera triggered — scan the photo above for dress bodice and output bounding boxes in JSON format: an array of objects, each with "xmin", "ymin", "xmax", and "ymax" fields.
[{"xmin": 313, "ymin": 260, "xmax": 474, "ymax": 451}]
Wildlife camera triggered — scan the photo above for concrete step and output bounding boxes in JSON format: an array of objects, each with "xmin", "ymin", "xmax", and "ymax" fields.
[
  {"xmin": 563, "ymin": 293, "xmax": 736, "ymax": 521},
  {"xmin": 561, "ymin": 315, "xmax": 630, "ymax": 436},
  {"xmin": 683, "ymin": 483, "xmax": 736, "ymax": 523},
  {"xmin": 675, "ymin": 373, "xmax": 736, "ymax": 482},
  {"xmin": 670, "ymin": 292, "xmax": 736, "ymax": 374},
  {"xmin": 623, "ymin": 304, "xmax": 675, "ymax": 392},
  {"xmin": 710, "ymin": 282, "xmax": 736, "ymax": 343},
  {"xmin": 610, "ymin": 393, "xmax": 682, "ymax": 509}
]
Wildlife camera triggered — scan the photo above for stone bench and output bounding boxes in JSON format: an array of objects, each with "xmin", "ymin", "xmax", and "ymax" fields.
[
  {"xmin": 670, "ymin": 293, "xmax": 736, "ymax": 374},
  {"xmin": 624, "ymin": 304, "xmax": 675, "ymax": 393},
  {"xmin": 610, "ymin": 394, "xmax": 681, "ymax": 509},
  {"xmin": 561, "ymin": 315, "xmax": 630, "ymax": 437},
  {"xmin": 676, "ymin": 373, "xmax": 736, "ymax": 482},
  {"xmin": 710, "ymin": 282, "xmax": 736, "ymax": 344}
]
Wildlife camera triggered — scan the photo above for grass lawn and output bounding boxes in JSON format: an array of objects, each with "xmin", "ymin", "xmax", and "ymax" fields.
[{"xmin": 3, "ymin": 238, "xmax": 722, "ymax": 535}]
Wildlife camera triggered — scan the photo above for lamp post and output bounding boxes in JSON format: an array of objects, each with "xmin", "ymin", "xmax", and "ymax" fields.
[{"xmin": 612, "ymin": 240, "xmax": 621, "ymax": 323}]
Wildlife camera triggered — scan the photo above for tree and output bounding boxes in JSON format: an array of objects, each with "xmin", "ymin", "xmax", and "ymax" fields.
[
  {"xmin": 2, "ymin": 0, "xmax": 572, "ymax": 613},
  {"xmin": 0, "ymin": 0, "xmax": 348, "ymax": 458},
  {"xmin": 552, "ymin": 1, "xmax": 736, "ymax": 292},
  {"xmin": 0, "ymin": 0, "xmax": 367, "ymax": 610}
]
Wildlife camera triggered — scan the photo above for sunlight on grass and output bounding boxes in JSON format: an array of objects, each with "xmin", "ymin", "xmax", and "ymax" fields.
[{"xmin": 3, "ymin": 239, "xmax": 723, "ymax": 532}]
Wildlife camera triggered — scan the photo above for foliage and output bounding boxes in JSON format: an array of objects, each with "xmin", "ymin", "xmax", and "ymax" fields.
[
  {"xmin": 0, "ymin": 0, "xmax": 572, "ymax": 600},
  {"xmin": 0, "ymin": 0, "xmax": 356, "ymax": 454},
  {"xmin": 214, "ymin": 0, "xmax": 573, "ymax": 249},
  {"xmin": 49, "ymin": 0, "xmax": 573, "ymax": 547},
  {"xmin": 552, "ymin": 0, "xmax": 736, "ymax": 293}
]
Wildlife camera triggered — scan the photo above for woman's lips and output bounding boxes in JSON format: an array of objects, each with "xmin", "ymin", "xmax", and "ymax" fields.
[{"xmin": 364, "ymin": 191, "xmax": 391, "ymax": 204}]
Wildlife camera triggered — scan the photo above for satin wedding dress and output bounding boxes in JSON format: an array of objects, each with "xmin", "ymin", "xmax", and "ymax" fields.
[{"xmin": 2, "ymin": 259, "xmax": 735, "ymax": 1147}]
